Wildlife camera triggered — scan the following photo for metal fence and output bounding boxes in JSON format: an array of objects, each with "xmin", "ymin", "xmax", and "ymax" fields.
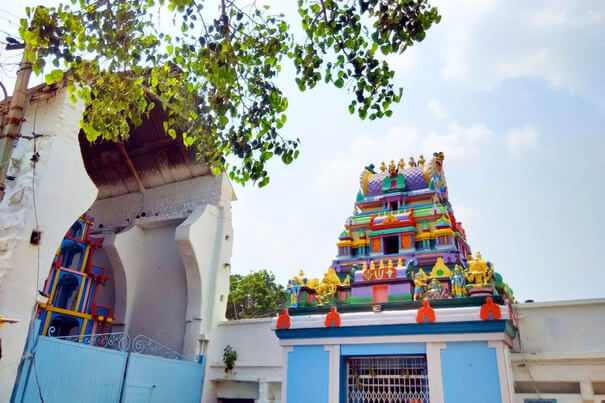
[
  {"xmin": 52, "ymin": 332, "xmax": 192, "ymax": 361},
  {"xmin": 346, "ymin": 355, "xmax": 430, "ymax": 403}
]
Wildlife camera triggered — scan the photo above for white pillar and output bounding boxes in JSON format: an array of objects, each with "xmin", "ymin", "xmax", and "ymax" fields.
[
  {"xmin": 281, "ymin": 346, "xmax": 293, "ymax": 403},
  {"xmin": 324, "ymin": 344, "xmax": 341, "ymax": 403},
  {"xmin": 426, "ymin": 342, "xmax": 447, "ymax": 403},
  {"xmin": 489, "ymin": 340, "xmax": 514, "ymax": 403},
  {"xmin": 579, "ymin": 380, "xmax": 594, "ymax": 403},
  {"xmin": 256, "ymin": 381, "xmax": 271, "ymax": 403}
]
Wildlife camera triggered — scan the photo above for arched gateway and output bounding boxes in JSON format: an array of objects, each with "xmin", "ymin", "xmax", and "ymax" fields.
[{"xmin": 0, "ymin": 83, "xmax": 234, "ymax": 401}]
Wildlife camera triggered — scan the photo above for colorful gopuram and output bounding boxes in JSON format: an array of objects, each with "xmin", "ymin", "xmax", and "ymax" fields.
[
  {"xmin": 278, "ymin": 152, "xmax": 518, "ymax": 403},
  {"xmin": 286, "ymin": 152, "xmax": 514, "ymax": 311},
  {"xmin": 37, "ymin": 214, "xmax": 113, "ymax": 338}
]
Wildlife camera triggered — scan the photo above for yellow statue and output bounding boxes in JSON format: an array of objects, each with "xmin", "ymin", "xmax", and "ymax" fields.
[
  {"xmin": 413, "ymin": 269, "xmax": 429, "ymax": 301},
  {"xmin": 293, "ymin": 270, "xmax": 306, "ymax": 285},
  {"xmin": 398, "ymin": 158, "xmax": 405, "ymax": 171},
  {"xmin": 418, "ymin": 155, "xmax": 425, "ymax": 166},
  {"xmin": 314, "ymin": 268, "xmax": 345, "ymax": 305},
  {"xmin": 388, "ymin": 160, "xmax": 398, "ymax": 175},
  {"xmin": 465, "ymin": 252, "xmax": 493, "ymax": 287}
]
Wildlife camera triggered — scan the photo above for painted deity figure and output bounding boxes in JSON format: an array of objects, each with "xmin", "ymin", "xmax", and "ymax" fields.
[
  {"xmin": 450, "ymin": 265, "xmax": 467, "ymax": 298},
  {"xmin": 286, "ymin": 279, "xmax": 302, "ymax": 308},
  {"xmin": 314, "ymin": 268, "xmax": 343, "ymax": 306},
  {"xmin": 426, "ymin": 277, "xmax": 452, "ymax": 300},
  {"xmin": 413, "ymin": 270, "xmax": 428, "ymax": 301},
  {"xmin": 465, "ymin": 252, "xmax": 493, "ymax": 288},
  {"xmin": 426, "ymin": 278, "xmax": 442, "ymax": 297}
]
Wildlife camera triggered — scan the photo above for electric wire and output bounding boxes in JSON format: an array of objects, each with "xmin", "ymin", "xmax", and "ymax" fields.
[
  {"xmin": 29, "ymin": 100, "xmax": 45, "ymax": 402},
  {"xmin": 512, "ymin": 304, "xmax": 542, "ymax": 399}
]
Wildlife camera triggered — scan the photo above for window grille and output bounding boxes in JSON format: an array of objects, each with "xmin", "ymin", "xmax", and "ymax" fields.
[{"xmin": 346, "ymin": 356, "xmax": 429, "ymax": 403}]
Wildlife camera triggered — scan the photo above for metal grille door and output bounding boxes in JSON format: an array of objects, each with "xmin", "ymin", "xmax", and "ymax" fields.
[{"xmin": 346, "ymin": 356, "xmax": 429, "ymax": 403}]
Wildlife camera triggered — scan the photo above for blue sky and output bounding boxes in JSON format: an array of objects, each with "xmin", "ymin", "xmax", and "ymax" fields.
[{"xmin": 1, "ymin": 1, "xmax": 604, "ymax": 302}]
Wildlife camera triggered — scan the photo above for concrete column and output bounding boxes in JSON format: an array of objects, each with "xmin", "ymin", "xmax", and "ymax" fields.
[
  {"xmin": 324, "ymin": 344, "xmax": 341, "ymax": 403},
  {"xmin": 280, "ymin": 346, "xmax": 293, "ymax": 403},
  {"xmin": 102, "ymin": 226, "xmax": 145, "ymax": 335},
  {"xmin": 179, "ymin": 174, "xmax": 234, "ymax": 403},
  {"xmin": 489, "ymin": 340, "xmax": 514, "ymax": 403},
  {"xmin": 426, "ymin": 342, "xmax": 447, "ymax": 403},
  {"xmin": 580, "ymin": 380, "xmax": 594, "ymax": 403},
  {"xmin": 176, "ymin": 200, "xmax": 233, "ymax": 358},
  {"xmin": 256, "ymin": 381, "xmax": 271, "ymax": 403},
  {"xmin": 0, "ymin": 90, "xmax": 96, "ymax": 399}
]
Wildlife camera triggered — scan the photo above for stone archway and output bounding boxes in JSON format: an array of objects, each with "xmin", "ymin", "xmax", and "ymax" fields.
[{"xmin": 1, "ymin": 83, "xmax": 235, "ymax": 400}]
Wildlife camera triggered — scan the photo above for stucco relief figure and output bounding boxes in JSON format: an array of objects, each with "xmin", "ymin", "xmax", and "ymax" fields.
[
  {"xmin": 413, "ymin": 270, "xmax": 429, "ymax": 301},
  {"xmin": 465, "ymin": 252, "xmax": 493, "ymax": 288},
  {"xmin": 450, "ymin": 265, "xmax": 467, "ymax": 298},
  {"xmin": 287, "ymin": 279, "xmax": 302, "ymax": 308}
]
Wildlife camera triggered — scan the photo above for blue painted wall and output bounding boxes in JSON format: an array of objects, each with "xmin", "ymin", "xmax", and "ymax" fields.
[
  {"xmin": 340, "ymin": 342, "xmax": 426, "ymax": 356},
  {"xmin": 440, "ymin": 341, "xmax": 501, "ymax": 403},
  {"xmin": 287, "ymin": 346, "xmax": 330, "ymax": 403}
]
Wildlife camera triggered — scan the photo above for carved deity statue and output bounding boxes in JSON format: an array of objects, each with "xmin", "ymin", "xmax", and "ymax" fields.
[
  {"xmin": 450, "ymin": 265, "xmax": 467, "ymax": 298},
  {"xmin": 413, "ymin": 270, "xmax": 429, "ymax": 301},
  {"xmin": 465, "ymin": 252, "xmax": 493, "ymax": 288}
]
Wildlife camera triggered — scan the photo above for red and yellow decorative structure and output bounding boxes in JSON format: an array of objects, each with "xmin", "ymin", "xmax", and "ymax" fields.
[
  {"xmin": 37, "ymin": 214, "xmax": 113, "ymax": 340},
  {"xmin": 286, "ymin": 152, "xmax": 515, "ymax": 312}
]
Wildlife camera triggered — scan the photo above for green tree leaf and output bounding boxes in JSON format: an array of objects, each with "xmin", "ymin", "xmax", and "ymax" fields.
[
  {"xmin": 226, "ymin": 270, "xmax": 287, "ymax": 320},
  {"xmin": 22, "ymin": 0, "xmax": 439, "ymax": 187}
]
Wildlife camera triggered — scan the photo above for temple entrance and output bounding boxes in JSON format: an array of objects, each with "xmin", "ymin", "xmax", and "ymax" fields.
[{"xmin": 346, "ymin": 356, "xmax": 430, "ymax": 403}]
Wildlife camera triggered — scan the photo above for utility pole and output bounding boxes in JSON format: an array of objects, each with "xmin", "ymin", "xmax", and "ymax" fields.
[{"xmin": 0, "ymin": 47, "xmax": 33, "ymax": 202}]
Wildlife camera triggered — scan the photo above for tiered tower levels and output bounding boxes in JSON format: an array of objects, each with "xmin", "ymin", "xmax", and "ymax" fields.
[
  {"xmin": 286, "ymin": 152, "xmax": 514, "ymax": 312},
  {"xmin": 37, "ymin": 214, "xmax": 113, "ymax": 339}
]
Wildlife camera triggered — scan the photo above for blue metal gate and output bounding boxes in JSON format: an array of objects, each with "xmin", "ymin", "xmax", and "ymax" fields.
[
  {"xmin": 18, "ymin": 336, "xmax": 128, "ymax": 403},
  {"xmin": 122, "ymin": 353, "xmax": 205, "ymax": 402},
  {"xmin": 13, "ymin": 334, "xmax": 205, "ymax": 402}
]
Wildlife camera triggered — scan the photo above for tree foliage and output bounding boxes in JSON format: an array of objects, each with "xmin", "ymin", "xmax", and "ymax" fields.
[
  {"xmin": 226, "ymin": 269, "xmax": 286, "ymax": 320},
  {"xmin": 20, "ymin": 0, "xmax": 440, "ymax": 186}
]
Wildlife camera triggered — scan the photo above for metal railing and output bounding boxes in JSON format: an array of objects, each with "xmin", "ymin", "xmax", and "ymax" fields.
[{"xmin": 51, "ymin": 331, "xmax": 191, "ymax": 361}]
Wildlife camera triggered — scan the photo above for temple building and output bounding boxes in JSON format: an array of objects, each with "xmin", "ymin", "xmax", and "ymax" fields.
[
  {"xmin": 277, "ymin": 152, "xmax": 517, "ymax": 402},
  {"xmin": 1, "ymin": 78, "xmax": 604, "ymax": 403},
  {"xmin": 285, "ymin": 152, "xmax": 513, "ymax": 312}
]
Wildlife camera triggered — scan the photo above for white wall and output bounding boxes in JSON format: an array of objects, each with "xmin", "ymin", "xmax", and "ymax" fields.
[
  {"xmin": 0, "ymin": 90, "xmax": 97, "ymax": 399},
  {"xmin": 204, "ymin": 318, "xmax": 283, "ymax": 403},
  {"xmin": 514, "ymin": 299, "xmax": 605, "ymax": 354},
  {"xmin": 512, "ymin": 299, "xmax": 605, "ymax": 403}
]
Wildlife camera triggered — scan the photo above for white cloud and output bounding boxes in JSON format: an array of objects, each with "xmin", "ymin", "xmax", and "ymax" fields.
[
  {"xmin": 506, "ymin": 125, "xmax": 539, "ymax": 156},
  {"xmin": 428, "ymin": 100, "xmax": 450, "ymax": 120},
  {"xmin": 312, "ymin": 118, "xmax": 493, "ymax": 193},
  {"xmin": 386, "ymin": 0, "xmax": 605, "ymax": 105}
]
